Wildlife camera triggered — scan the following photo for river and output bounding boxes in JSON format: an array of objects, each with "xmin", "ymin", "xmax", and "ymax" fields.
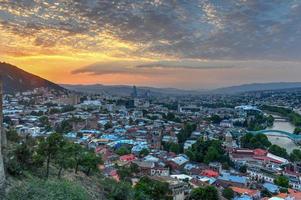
[{"xmin": 265, "ymin": 115, "xmax": 299, "ymax": 153}]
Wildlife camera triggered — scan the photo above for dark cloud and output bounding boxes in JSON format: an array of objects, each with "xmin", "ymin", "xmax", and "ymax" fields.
[{"xmin": 1, "ymin": 0, "xmax": 301, "ymax": 60}]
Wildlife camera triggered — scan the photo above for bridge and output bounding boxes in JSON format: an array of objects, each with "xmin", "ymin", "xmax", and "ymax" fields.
[{"xmin": 248, "ymin": 129, "xmax": 301, "ymax": 143}]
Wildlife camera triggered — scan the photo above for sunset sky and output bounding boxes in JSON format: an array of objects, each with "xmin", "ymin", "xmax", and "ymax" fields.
[{"xmin": 1, "ymin": 0, "xmax": 301, "ymax": 89}]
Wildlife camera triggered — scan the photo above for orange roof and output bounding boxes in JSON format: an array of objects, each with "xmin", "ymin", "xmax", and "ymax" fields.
[
  {"xmin": 276, "ymin": 193, "xmax": 288, "ymax": 198},
  {"xmin": 202, "ymin": 169, "xmax": 219, "ymax": 177},
  {"xmin": 288, "ymin": 189, "xmax": 301, "ymax": 199},
  {"xmin": 120, "ymin": 154, "xmax": 136, "ymax": 161},
  {"xmin": 231, "ymin": 187, "xmax": 258, "ymax": 197},
  {"xmin": 254, "ymin": 148, "xmax": 267, "ymax": 156}
]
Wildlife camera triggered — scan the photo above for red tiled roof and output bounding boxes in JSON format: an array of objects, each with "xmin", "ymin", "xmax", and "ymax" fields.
[
  {"xmin": 231, "ymin": 187, "xmax": 258, "ymax": 197},
  {"xmin": 202, "ymin": 170, "xmax": 219, "ymax": 177},
  {"xmin": 120, "ymin": 154, "xmax": 136, "ymax": 161}
]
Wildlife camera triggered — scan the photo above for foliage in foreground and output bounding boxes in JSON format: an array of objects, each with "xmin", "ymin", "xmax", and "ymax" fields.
[{"xmin": 7, "ymin": 178, "xmax": 91, "ymax": 200}]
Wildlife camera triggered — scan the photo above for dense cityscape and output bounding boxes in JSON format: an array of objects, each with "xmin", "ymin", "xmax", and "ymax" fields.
[
  {"xmin": 1, "ymin": 77, "xmax": 301, "ymax": 199},
  {"xmin": 2, "ymin": 0, "xmax": 301, "ymax": 200}
]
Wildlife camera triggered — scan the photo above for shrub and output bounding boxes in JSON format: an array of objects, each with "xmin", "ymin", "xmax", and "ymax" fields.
[{"xmin": 7, "ymin": 178, "xmax": 91, "ymax": 200}]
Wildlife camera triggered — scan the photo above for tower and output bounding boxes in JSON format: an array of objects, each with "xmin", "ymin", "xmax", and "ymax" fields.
[
  {"xmin": 0, "ymin": 75, "xmax": 5, "ymax": 188},
  {"xmin": 225, "ymin": 132, "xmax": 233, "ymax": 146},
  {"xmin": 132, "ymin": 85, "xmax": 138, "ymax": 98}
]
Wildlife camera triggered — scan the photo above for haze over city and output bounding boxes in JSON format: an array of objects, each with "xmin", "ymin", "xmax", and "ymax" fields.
[{"xmin": 1, "ymin": 0, "xmax": 301, "ymax": 89}]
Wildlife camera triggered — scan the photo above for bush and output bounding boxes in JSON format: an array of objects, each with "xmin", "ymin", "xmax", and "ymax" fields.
[
  {"xmin": 222, "ymin": 188, "xmax": 234, "ymax": 200},
  {"xmin": 7, "ymin": 178, "xmax": 91, "ymax": 200}
]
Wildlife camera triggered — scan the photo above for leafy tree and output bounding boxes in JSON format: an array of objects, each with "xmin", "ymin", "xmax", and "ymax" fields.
[
  {"xmin": 73, "ymin": 144, "xmax": 85, "ymax": 174},
  {"xmin": 268, "ymin": 145, "xmax": 288, "ymax": 158},
  {"xmin": 239, "ymin": 165, "xmax": 247, "ymax": 173},
  {"xmin": 210, "ymin": 115, "xmax": 222, "ymax": 124},
  {"xmin": 104, "ymin": 122, "xmax": 113, "ymax": 130},
  {"xmin": 116, "ymin": 146, "xmax": 131, "ymax": 156},
  {"xmin": 222, "ymin": 188, "xmax": 234, "ymax": 200},
  {"xmin": 3, "ymin": 116, "xmax": 13, "ymax": 125},
  {"xmin": 134, "ymin": 177, "xmax": 172, "ymax": 200},
  {"xmin": 102, "ymin": 178, "xmax": 134, "ymax": 200},
  {"xmin": 80, "ymin": 150, "xmax": 102, "ymax": 176},
  {"xmin": 7, "ymin": 128, "xmax": 20, "ymax": 142},
  {"xmin": 39, "ymin": 116, "xmax": 52, "ymax": 131},
  {"xmin": 240, "ymin": 133, "xmax": 271, "ymax": 149},
  {"xmin": 186, "ymin": 139, "xmax": 231, "ymax": 167},
  {"xmin": 61, "ymin": 105, "xmax": 76, "ymax": 113},
  {"xmin": 274, "ymin": 175, "xmax": 289, "ymax": 188},
  {"xmin": 261, "ymin": 188, "xmax": 272, "ymax": 198},
  {"xmin": 139, "ymin": 148, "xmax": 149, "ymax": 158},
  {"xmin": 190, "ymin": 186, "xmax": 219, "ymax": 200},
  {"xmin": 177, "ymin": 123, "xmax": 197, "ymax": 144},
  {"xmin": 55, "ymin": 119, "xmax": 73, "ymax": 134},
  {"xmin": 204, "ymin": 146, "xmax": 220, "ymax": 164},
  {"xmin": 294, "ymin": 127, "xmax": 301, "ymax": 135},
  {"xmin": 290, "ymin": 149, "xmax": 301, "ymax": 162},
  {"xmin": 55, "ymin": 142, "xmax": 76, "ymax": 178},
  {"xmin": 117, "ymin": 166, "xmax": 133, "ymax": 181},
  {"xmin": 163, "ymin": 142, "xmax": 181, "ymax": 154},
  {"xmin": 36, "ymin": 132, "xmax": 66, "ymax": 178}
]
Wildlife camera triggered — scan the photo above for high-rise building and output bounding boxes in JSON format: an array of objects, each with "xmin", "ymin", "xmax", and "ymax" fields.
[{"xmin": 132, "ymin": 85, "xmax": 138, "ymax": 98}]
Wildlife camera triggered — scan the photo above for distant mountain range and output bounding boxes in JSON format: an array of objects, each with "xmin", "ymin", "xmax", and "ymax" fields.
[
  {"xmin": 61, "ymin": 84, "xmax": 201, "ymax": 96},
  {"xmin": 211, "ymin": 82, "xmax": 301, "ymax": 94},
  {"xmin": 1, "ymin": 62, "xmax": 301, "ymax": 95},
  {"xmin": 0, "ymin": 62, "xmax": 64, "ymax": 93},
  {"xmin": 62, "ymin": 82, "xmax": 301, "ymax": 96}
]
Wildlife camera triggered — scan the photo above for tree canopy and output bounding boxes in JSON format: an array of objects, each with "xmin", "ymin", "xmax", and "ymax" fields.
[{"xmin": 240, "ymin": 133, "xmax": 271, "ymax": 149}]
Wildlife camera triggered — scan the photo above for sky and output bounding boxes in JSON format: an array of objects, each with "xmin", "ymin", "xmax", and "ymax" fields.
[{"xmin": 0, "ymin": 0, "xmax": 301, "ymax": 89}]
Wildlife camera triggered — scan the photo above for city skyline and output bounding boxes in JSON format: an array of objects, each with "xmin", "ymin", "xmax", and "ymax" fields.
[{"xmin": 1, "ymin": 0, "xmax": 301, "ymax": 89}]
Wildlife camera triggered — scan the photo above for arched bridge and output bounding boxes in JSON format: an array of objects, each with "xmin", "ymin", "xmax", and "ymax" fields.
[{"xmin": 248, "ymin": 130, "xmax": 301, "ymax": 143}]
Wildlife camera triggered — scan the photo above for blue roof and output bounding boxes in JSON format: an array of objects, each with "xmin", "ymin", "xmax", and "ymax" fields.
[
  {"xmin": 263, "ymin": 183, "xmax": 279, "ymax": 193},
  {"xmin": 234, "ymin": 195, "xmax": 252, "ymax": 200},
  {"xmin": 218, "ymin": 172, "xmax": 248, "ymax": 184}
]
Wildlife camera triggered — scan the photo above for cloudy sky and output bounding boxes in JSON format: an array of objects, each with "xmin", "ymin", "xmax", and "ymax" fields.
[{"xmin": 0, "ymin": 0, "xmax": 301, "ymax": 89}]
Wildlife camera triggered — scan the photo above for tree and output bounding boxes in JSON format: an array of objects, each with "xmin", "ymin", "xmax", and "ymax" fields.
[
  {"xmin": 268, "ymin": 145, "xmax": 288, "ymax": 158},
  {"xmin": 7, "ymin": 128, "xmax": 20, "ymax": 142},
  {"xmin": 139, "ymin": 148, "xmax": 149, "ymax": 158},
  {"xmin": 36, "ymin": 132, "xmax": 66, "ymax": 178},
  {"xmin": 204, "ymin": 146, "xmax": 220, "ymax": 164},
  {"xmin": 162, "ymin": 142, "xmax": 183, "ymax": 154},
  {"xmin": 290, "ymin": 149, "xmax": 301, "ymax": 162},
  {"xmin": 80, "ymin": 150, "xmax": 102, "ymax": 176},
  {"xmin": 240, "ymin": 133, "xmax": 271, "ymax": 149},
  {"xmin": 239, "ymin": 165, "xmax": 247, "ymax": 173},
  {"xmin": 116, "ymin": 146, "xmax": 131, "ymax": 156},
  {"xmin": 104, "ymin": 122, "xmax": 113, "ymax": 130},
  {"xmin": 294, "ymin": 127, "xmax": 301, "ymax": 135},
  {"xmin": 186, "ymin": 139, "xmax": 228, "ymax": 166},
  {"xmin": 222, "ymin": 188, "xmax": 234, "ymax": 200},
  {"xmin": 55, "ymin": 142, "xmax": 76, "ymax": 178},
  {"xmin": 177, "ymin": 123, "xmax": 197, "ymax": 144},
  {"xmin": 190, "ymin": 186, "xmax": 219, "ymax": 200},
  {"xmin": 72, "ymin": 144, "xmax": 85, "ymax": 174},
  {"xmin": 274, "ymin": 175, "xmax": 289, "ymax": 188},
  {"xmin": 210, "ymin": 115, "xmax": 222, "ymax": 124},
  {"xmin": 134, "ymin": 177, "xmax": 172, "ymax": 200},
  {"xmin": 39, "ymin": 116, "xmax": 52, "ymax": 132},
  {"xmin": 101, "ymin": 178, "xmax": 134, "ymax": 200},
  {"xmin": 55, "ymin": 119, "xmax": 72, "ymax": 134}
]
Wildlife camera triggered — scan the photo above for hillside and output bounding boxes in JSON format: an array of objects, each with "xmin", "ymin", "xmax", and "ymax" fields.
[{"xmin": 0, "ymin": 62, "xmax": 65, "ymax": 93}]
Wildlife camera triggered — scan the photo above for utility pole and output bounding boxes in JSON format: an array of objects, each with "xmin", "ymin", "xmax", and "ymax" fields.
[{"xmin": 0, "ymin": 75, "xmax": 5, "ymax": 189}]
